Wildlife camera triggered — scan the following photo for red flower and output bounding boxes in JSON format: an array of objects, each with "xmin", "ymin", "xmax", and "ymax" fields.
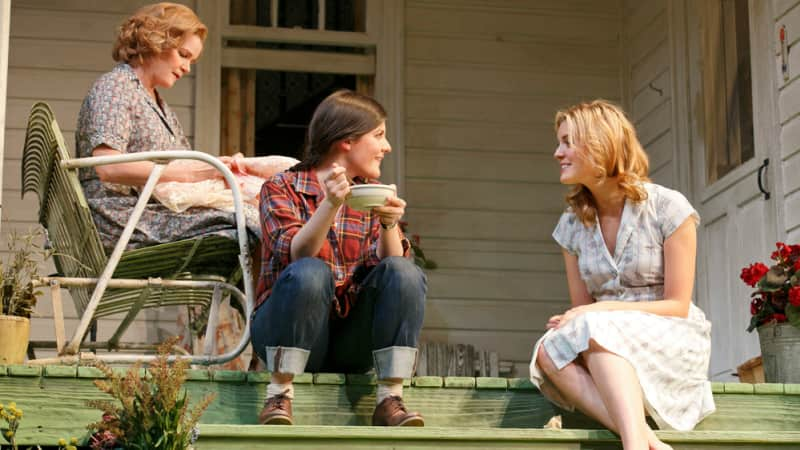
[
  {"xmin": 790, "ymin": 286, "xmax": 800, "ymax": 307},
  {"xmin": 771, "ymin": 242, "xmax": 793, "ymax": 262},
  {"xmin": 750, "ymin": 297, "xmax": 764, "ymax": 315},
  {"xmin": 771, "ymin": 313, "xmax": 788, "ymax": 323},
  {"xmin": 740, "ymin": 263, "xmax": 769, "ymax": 287}
]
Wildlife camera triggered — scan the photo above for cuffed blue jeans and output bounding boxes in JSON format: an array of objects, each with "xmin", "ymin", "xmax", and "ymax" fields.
[{"xmin": 250, "ymin": 256, "xmax": 426, "ymax": 379}]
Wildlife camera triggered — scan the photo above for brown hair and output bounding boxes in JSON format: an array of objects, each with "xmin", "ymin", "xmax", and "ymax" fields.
[
  {"xmin": 293, "ymin": 90, "xmax": 387, "ymax": 171},
  {"xmin": 112, "ymin": 2, "xmax": 207, "ymax": 66},
  {"xmin": 555, "ymin": 100, "xmax": 650, "ymax": 226}
]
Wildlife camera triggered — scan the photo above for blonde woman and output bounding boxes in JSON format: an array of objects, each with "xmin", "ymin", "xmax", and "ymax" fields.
[{"xmin": 530, "ymin": 100, "xmax": 715, "ymax": 450}]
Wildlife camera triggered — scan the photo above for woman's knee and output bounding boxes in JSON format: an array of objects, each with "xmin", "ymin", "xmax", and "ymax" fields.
[
  {"xmin": 271, "ymin": 257, "xmax": 334, "ymax": 312},
  {"xmin": 280, "ymin": 257, "xmax": 332, "ymax": 292},
  {"xmin": 377, "ymin": 256, "xmax": 426, "ymax": 291},
  {"xmin": 536, "ymin": 345, "xmax": 558, "ymax": 376}
]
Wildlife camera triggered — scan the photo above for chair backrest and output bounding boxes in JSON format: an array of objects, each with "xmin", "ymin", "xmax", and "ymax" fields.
[{"xmin": 21, "ymin": 102, "xmax": 109, "ymax": 314}]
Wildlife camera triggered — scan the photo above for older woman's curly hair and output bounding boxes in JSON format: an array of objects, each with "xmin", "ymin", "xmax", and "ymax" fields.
[
  {"xmin": 112, "ymin": 2, "xmax": 207, "ymax": 66},
  {"xmin": 555, "ymin": 100, "xmax": 650, "ymax": 226}
]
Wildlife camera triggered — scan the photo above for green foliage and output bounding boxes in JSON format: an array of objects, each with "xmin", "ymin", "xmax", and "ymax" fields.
[
  {"xmin": 0, "ymin": 230, "xmax": 48, "ymax": 318},
  {"xmin": 399, "ymin": 222, "xmax": 437, "ymax": 270},
  {"xmin": 87, "ymin": 337, "xmax": 216, "ymax": 450},
  {"xmin": 0, "ymin": 401, "xmax": 23, "ymax": 449}
]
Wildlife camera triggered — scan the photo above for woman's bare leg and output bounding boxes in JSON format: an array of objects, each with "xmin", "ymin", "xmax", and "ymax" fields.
[{"xmin": 536, "ymin": 345, "xmax": 671, "ymax": 450}]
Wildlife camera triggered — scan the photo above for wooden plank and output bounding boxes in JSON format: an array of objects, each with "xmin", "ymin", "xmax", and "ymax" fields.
[
  {"xmin": 649, "ymin": 160, "xmax": 674, "ymax": 189},
  {"xmin": 407, "ymin": 0, "xmax": 617, "ymax": 17},
  {"xmin": 780, "ymin": 145, "xmax": 800, "ymax": 196},
  {"xmin": 12, "ymin": 0, "xmax": 194, "ymax": 15},
  {"xmin": 406, "ymin": 148, "xmax": 559, "ymax": 182},
  {"xmin": 5, "ymin": 98, "xmax": 194, "ymax": 135},
  {"xmin": 406, "ymin": 35, "xmax": 619, "ymax": 74},
  {"xmin": 426, "ymin": 269, "xmax": 568, "ymax": 301},
  {"xmin": 405, "ymin": 4, "xmax": 619, "ymax": 44},
  {"xmin": 222, "ymin": 24, "xmax": 376, "ymax": 47},
  {"xmin": 221, "ymin": 47, "xmax": 375, "ymax": 75},
  {"xmin": 631, "ymin": 41, "xmax": 670, "ymax": 94},
  {"xmin": 406, "ymin": 91, "xmax": 594, "ymax": 127},
  {"xmin": 646, "ymin": 129, "xmax": 674, "ymax": 175},
  {"xmin": 628, "ymin": 10, "xmax": 668, "ymax": 68},
  {"xmin": 780, "ymin": 112, "xmax": 800, "ymax": 160},
  {"xmin": 405, "ymin": 179, "xmax": 565, "ymax": 213},
  {"xmin": 779, "ymin": 77, "xmax": 800, "ymax": 125},
  {"xmin": 420, "ymin": 329, "xmax": 542, "ymax": 363},
  {"xmin": 413, "ymin": 246, "xmax": 563, "ymax": 272},
  {"xmin": 7, "ymin": 68, "xmax": 193, "ymax": 106},
  {"xmin": 406, "ymin": 208, "xmax": 558, "ymax": 243},
  {"xmin": 424, "ymin": 298, "xmax": 565, "ymax": 332},
  {"xmin": 636, "ymin": 99, "xmax": 672, "ymax": 148},
  {"xmin": 4, "ymin": 129, "xmax": 75, "ymax": 160},
  {"xmin": 406, "ymin": 64, "xmax": 620, "ymax": 98},
  {"xmin": 624, "ymin": 0, "xmax": 665, "ymax": 39},
  {"xmin": 632, "ymin": 68, "xmax": 671, "ymax": 120},
  {"xmin": 10, "ymin": 39, "xmax": 117, "ymax": 72},
  {"xmin": 10, "ymin": 7, "xmax": 127, "ymax": 43},
  {"xmin": 774, "ymin": 0, "xmax": 800, "ymax": 19},
  {"xmin": 406, "ymin": 122, "xmax": 560, "ymax": 155}
]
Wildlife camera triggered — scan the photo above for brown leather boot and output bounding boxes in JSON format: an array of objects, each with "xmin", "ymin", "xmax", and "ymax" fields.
[
  {"xmin": 258, "ymin": 392, "xmax": 293, "ymax": 425},
  {"xmin": 372, "ymin": 395, "xmax": 424, "ymax": 426}
]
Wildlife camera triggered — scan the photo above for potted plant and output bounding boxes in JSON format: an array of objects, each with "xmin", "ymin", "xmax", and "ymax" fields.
[
  {"xmin": 0, "ymin": 231, "xmax": 47, "ymax": 365},
  {"xmin": 740, "ymin": 241, "xmax": 800, "ymax": 382}
]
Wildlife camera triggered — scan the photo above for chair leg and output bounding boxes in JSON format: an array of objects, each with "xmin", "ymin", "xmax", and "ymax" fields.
[
  {"xmin": 202, "ymin": 285, "xmax": 223, "ymax": 357},
  {"xmin": 50, "ymin": 280, "xmax": 66, "ymax": 355}
]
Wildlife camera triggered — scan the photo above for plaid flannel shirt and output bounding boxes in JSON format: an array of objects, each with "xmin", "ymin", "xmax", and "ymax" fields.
[{"xmin": 256, "ymin": 169, "xmax": 410, "ymax": 317}]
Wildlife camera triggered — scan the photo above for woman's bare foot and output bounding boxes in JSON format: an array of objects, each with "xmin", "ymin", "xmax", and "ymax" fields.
[{"xmin": 647, "ymin": 428, "xmax": 673, "ymax": 450}]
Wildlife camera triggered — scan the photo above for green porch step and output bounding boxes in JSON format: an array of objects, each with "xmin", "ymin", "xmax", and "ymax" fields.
[
  {"xmin": 194, "ymin": 426, "xmax": 800, "ymax": 449},
  {"xmin": 0, "ymin": 365, "xmax": 799, "ymax": 447}
]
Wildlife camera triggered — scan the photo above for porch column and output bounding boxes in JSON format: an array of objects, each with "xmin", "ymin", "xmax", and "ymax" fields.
[{"xmin": 0, "ymin": 0, "xmax": 10, "ymax": 228}]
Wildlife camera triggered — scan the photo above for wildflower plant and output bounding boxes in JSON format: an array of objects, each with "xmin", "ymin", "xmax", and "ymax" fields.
[
  {"xmin": 740, "ymin": 242, "xmax": 800, "ymax": 331},
  {"xmin": 57, "ymin": 437, "xmax": 79, "ymax": 450},
  {"xmin": 0, "ymin": 231, "xmax": 49, "ymax": 318},
  {"xmin": 0, "ymin": 401, "xmax": 23, "ymax": 450},
  {"xmin": 87, "ymin": 337, "xmax": 216, "ymax": 450}
]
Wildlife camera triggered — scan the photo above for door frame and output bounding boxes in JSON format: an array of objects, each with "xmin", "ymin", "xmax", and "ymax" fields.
[
  {"xmin": 671, "ymin": 0, "xmax": 783, "ymax": 378},
  {"xmin": 192, "ymin": 0, "xmax": 407, "ymax": 191}
]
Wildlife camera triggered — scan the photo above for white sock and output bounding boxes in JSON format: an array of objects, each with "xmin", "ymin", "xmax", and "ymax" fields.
[
  {"xmin": 376, "ymin": 382, "xmax": 403, "ymax": 405},
  {"xmin": 266, "ymin": 382, "xmax": 294, "ymax": 400}
]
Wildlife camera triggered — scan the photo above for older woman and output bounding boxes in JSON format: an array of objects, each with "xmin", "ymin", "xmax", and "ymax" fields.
[
  {"xmin": 76, "ymin": 2, "xmax": 254, "ymax": 252},
  {"xmin": 530, "ymin": 100, "xmax": 715, "ymax": 450}
]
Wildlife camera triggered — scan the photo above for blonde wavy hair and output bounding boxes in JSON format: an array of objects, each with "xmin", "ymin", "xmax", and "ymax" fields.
[
  {"xmin": 555, "ymin": 100, "xmax": 650, "ymax": 226},
  {"xmin": 112, "ymin": 2, "xmax": 207, "ymax": 66}
]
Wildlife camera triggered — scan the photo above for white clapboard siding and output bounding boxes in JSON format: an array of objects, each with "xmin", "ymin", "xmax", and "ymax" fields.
[
  {"xmin": 405, "ymin": 0, "xmax": 623, "ymax": 376},
  {"xmin": 2, "ymin": 1, "xmax": 198, "ymax": 355},
  {"xmin": 778, "ymin": 1, "xmax": 800, "ymax": 237},
  {"xmin": 622, "ymin": 0, "xmax": 677, "ymax": 190}
]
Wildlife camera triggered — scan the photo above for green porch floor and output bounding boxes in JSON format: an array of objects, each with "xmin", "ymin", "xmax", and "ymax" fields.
[{"xmin": 0, "ymin": 364, "xmax": 798, "ymax": 448}]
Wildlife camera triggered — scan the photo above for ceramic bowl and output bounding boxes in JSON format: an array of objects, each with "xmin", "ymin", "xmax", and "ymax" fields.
[{"xmin": 346, "ymin": 184, "xmax": 395, "ymax": 211}]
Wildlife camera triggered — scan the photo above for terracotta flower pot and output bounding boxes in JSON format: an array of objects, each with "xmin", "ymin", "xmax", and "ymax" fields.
[
  {"xmin": 0, "ymin": 315, "xmax": 30, "ymax": 364},
  {"xmin": 757, "ymin": 322, "xmax": 800, "ymax": 383}
]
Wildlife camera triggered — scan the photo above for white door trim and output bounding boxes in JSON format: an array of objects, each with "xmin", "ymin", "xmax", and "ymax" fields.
[{"xmin": 192, "ymin": 0, "xmax": 406, "ymax": 192}]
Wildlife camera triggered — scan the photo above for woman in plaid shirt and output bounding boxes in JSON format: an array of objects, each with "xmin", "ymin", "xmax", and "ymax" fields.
[{"xmin": 251, "ymin": 90, "xmax": 427, "ymax": 427}]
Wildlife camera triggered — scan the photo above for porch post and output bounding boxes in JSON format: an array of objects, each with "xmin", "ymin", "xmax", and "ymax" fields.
[{"xmin": 0, "ymin": 0, "xmax": 10, "ymax": 228}]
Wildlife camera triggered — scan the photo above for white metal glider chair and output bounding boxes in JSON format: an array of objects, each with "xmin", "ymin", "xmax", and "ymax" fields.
[{"xmin": 21, "ymin": 101, "xmax": 255, "ymax": 365}]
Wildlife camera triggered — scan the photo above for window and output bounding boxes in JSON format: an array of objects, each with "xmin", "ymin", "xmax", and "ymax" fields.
[{"xmin": 702, "ymin": 0, "xmax": 754, "ymax": 184}]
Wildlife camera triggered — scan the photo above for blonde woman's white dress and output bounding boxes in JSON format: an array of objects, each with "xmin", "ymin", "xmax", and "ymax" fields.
[{"xmin": 529, "ymin": 183, "xmax": 715, "ymax": 431}]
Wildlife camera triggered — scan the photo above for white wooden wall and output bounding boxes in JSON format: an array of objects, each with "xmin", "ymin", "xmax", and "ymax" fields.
[
  {"xmin": 776, "ymin": 1, "xmax": 800, "ymax": 241},
  {"xmin": 621, "ymin": 0, "xmax": 681, "ymax": 191},
  {"xmin": 2, "ymin": 0, "xmax": 196, "ymax": 353},
  {"xmin": 403, "ymin": 0, "xmax": 623, "ymax": 375}
]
